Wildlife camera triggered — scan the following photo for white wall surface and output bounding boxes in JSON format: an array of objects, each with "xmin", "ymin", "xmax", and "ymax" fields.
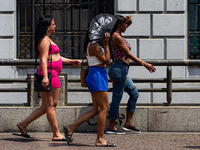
[
  {"xmin": 139, "ymin": 0, "xmax": 164, "ymax": 11},
  {"xmin": 0, "ymin": 0, "xmax": 199, "ymax": 105},
  {"xmin": 0, "ymin": 0, "xmax": 18, "ymax": 103},
  {"xmin": 0, "ymin": 0, "xmax": 14, "ymax": 11}
]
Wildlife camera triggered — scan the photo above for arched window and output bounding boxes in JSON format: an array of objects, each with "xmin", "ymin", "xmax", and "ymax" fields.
[{"xmin": 17, "ymin": 0, "xmax": 114, "ymax": 59}]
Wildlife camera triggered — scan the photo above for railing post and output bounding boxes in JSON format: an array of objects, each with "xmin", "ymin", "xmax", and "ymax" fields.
[
  {"xmin": 59, "ymin": 73, "xmax": 68, "ymax": 106},
  {"xmin": 27, "ymin": 73, "xmax": 31, "ymax": 106},
  {"xmin": 167, "ymin": 66, "xmax": 172, "ymax": 104},
  {"xmin": 64, "ymin": 73, "xmax": 68, "ymax": 106}
]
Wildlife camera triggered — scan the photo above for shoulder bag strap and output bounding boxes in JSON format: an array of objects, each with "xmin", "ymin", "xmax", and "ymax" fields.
[
  {"xmin": 34, "ymin": 48, "xmax": 39, "ymax": 73},
  {"xmin": 34, "ymin": 41, "xmax": 52, "ymax": 73},
  {"xmin": 48, "ymin": 41, "xmax": 52, "ymax": 73},
  {"xmin": 81, "ymin": 53, "xmax": 85, "ymax": 69}
]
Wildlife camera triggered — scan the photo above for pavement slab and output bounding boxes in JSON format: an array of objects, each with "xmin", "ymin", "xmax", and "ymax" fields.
[{"xmin": 0, "ymin": 132, "xmax": 200, "ymax": 150}]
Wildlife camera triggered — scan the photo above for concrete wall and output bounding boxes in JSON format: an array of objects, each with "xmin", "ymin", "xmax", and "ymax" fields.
[
  {"xmin": 1, "ymin": 106, "xmax": 200, "ymax": 132},
  {"xmin": 116, "ymin": 0, "xmax": 200, "ymax": 104},
  {"xmin": 0, "ymin": 0, "xmax": 16, "ymax": 59},
  {"xmin": 0, "ymin": 0, "xmax": 21, "ymax": 103}
]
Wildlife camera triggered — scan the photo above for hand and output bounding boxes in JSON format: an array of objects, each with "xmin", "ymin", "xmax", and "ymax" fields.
[
  {"xmin": 42, "ymin": 76, "xmax": 49, "ymax": 88},
  {"xmin": 125, "ymin": 15, "xmax": 132, "ymax": 20},
  {"xmin": 71, "ymin": 60, "xmax": 81, "ymax": 66},
  {"xmin": 103, "ymin": 32, "xmax": 110, "ymax": 46},
  {"xmin": 125, "ymin": 15, "xmax": 132, "ymax": 25},
  {"xmin": 144, "ymin": 63, "xmax": 156, "ymax": 73}
]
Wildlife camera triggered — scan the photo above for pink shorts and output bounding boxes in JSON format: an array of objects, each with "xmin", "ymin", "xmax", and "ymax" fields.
[{"xmin": 37, "ymin": 58, "xmax": 62, "ymax": 88}]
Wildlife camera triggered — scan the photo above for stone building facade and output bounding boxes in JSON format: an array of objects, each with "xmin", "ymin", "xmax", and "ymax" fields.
[{"xmin": 0, "ymin": 0, "xmax": 199, "ymax": 105}]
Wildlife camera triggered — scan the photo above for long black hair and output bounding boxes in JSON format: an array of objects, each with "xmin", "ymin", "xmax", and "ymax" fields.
[
  {"xmin": 35, "ymin": 15, "xmax": 53, "ymax": 49},
  {"xmin": 83, "ymin": 23, "xmax": 91, "ymax": 53},
  {"xmin": 115, "ymin": 15, "xmax": 126, "ymax": 28}
]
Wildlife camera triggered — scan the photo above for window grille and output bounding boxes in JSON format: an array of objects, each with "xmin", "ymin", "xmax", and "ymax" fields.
[
  {"xmin": 188, "ymin": 0, "xmax": 200, "ymax": 59},
  {"xmin": 17, "ymin": 0, "xmax": 114, "ymax": 59}
]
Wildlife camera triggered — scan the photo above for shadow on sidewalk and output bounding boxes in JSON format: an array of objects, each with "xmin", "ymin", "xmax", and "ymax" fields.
[
  {"xmin": 49, "ymin": 142, "xmax": 93, "ymax": 147},
  {"xmin": 184, "ymin": 146, "xmax": 200, "ymax": 149},
  {"xmin": 0, "ymin": 137, "xmax": 40, "ymax": 142}
]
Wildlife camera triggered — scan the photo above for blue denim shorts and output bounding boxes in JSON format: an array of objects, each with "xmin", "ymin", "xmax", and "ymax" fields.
[{"xmin": 85, "ymin": 67, "xmax": 108, "ymax": 92}]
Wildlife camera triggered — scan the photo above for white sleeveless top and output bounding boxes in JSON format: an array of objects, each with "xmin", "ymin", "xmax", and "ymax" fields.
[{"xmin": 86, "ymin": 42, "xmax": 105, "ymax": 66}]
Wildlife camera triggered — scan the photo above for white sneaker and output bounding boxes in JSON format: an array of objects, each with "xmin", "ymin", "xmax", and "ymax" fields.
[
  {"xmin": 105, "ymin": 129, "xmax": 126, "ymax": 135},
  {"xmin": 122, "ymin": 126, "xmax": 141, "ymax": 133}
]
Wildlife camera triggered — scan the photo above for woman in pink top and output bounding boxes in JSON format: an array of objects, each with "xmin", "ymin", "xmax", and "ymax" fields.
[{"xmin": 16, "ymin": 15, "xmax": 81, "ymax": 141}]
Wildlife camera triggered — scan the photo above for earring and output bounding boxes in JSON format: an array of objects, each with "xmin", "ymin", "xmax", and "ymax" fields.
[{"xmin": 47, "ymin": 29, "xmax": 51, "ymax": 35}]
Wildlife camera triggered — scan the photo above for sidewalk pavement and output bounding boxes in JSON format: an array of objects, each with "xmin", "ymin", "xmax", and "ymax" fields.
[{"xmin": 0, "ymin": 132, "xmax": 200, "ymax": 150}]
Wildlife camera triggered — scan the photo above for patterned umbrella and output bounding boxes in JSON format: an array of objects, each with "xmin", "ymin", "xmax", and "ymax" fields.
[{"xmin": 88, "ymin": 13, "xmax": 118, "ymax": 42}]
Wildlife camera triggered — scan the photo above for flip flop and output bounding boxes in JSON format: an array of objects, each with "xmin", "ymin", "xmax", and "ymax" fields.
[
  {"xmin": 52, "ymin": 136, "xmax": 66, "ymax": 141},
  {"xmin": 12, "ymin": 133, "xmax": 31, "ymax": 138},
  {"xmin": 63, "ymin": 126, "xmax": 73, "ymax": 146},
  {"xmin": 96, "ymin": 141, "xmax": 116, "ymax": 147},
  {"xmin": 16, "ymin": 124, "xmax": 30, "ymax": 137}
]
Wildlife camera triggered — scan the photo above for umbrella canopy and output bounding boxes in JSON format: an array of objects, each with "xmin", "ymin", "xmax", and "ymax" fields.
[{"xmin": 88, "ymin": 13, "xmax": 118, "ymax": 42}]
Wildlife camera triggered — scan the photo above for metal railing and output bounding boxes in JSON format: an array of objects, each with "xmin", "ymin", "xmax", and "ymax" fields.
[
  {"xmin": 0, "ymin": 78, "xmax": 27, "ymax": 92},
  {"xmin": 0, "ymin": 59, "xmax": 200, "ymax": 104},
  {"xmin": 17, "ymin": 0, "xmax": 114, "ymax": 59}
]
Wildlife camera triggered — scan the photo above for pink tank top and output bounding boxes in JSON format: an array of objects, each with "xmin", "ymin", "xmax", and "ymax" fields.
[
  {"xmin": 37, "ymin": 44, "xmax": 62, "ymax": 77},
  {"xmin": 38, "ymin": 44, "xmax": 60, "ymax": 57}
]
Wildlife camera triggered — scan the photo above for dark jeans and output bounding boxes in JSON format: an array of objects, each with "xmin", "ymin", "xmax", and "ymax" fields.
[{"xmin": 108, "ymin": 61, "xmax": 139, "ymax": 119}]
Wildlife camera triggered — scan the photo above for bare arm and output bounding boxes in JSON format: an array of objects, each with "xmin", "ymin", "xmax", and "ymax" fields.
[
  {"xmin": 61, "ymin": 56, "xmax": 81, "ymax": 66},
  {"xmin": 103, "ymin": 33, "xmax": 111, "ymax": 65},
  {"xmin": 114, "ymin": 35, "xmax": 156, "ymax": 73},
  {"xmin": 90, "ymin": 33, "xmax": 111, "ymax": 65},
  {"xmin": 38, "ymin": 38, "xmax": 50, "ymax": 88}
]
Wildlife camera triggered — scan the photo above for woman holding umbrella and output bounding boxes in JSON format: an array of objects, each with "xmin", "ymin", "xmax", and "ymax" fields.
[
  {"xmin": 106, "ymin": 15, "xmax": 156, "ymax": 134},
  {"xmin": 63, "ymin": 14, "xmax": 116, "ymax": 147}
]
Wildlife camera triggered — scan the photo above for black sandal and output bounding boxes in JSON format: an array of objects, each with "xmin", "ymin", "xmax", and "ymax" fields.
[
  {"xmin": 63, "ymin": 126, "xmax": 73, "ymax": 146},
  {"xmin": 12, "ymin": 133, "xmax": 31, "ymax": 138},
  {"xmin": 96, "ymin": 141, "xmax": 116, "ymax": 147},
  {"xmin": 14, "ymin": 124, "xmax": 31, "ymax": 138}
]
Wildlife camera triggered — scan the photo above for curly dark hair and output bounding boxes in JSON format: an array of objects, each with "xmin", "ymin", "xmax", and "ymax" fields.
[
  {"xmin": 115, "ymin": 15, "xmax": 126, "ymax": 26},
  {"xmin": 35, "ymin": 15, "xmax": 53, "ymax": 49}
]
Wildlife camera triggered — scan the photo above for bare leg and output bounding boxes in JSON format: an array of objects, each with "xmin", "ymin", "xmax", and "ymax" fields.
[
  {"xmin": 123, "ymin": 111, "xmax": 140, "ymax": 133},
  {"xmin": 65, "ymin": 93, "xmax": 100, "ymax": 134},
  {"xmin": 92, "ymin": 91, "xmax": 109, "ymax": 145},
  {"xmin": 44, "ymin": 88, "xmax": 62, "ymax": 139},
  {"xmin": 107, "ymin": 119, "xmax": 117, "ymax": 131},
  {"xmin": 17, "ymin": 94, "xmax": 46, "ymax": 135},
  {"xmin": 125, "ymin": 111, "xmax": 134, "ymax": 127}
]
